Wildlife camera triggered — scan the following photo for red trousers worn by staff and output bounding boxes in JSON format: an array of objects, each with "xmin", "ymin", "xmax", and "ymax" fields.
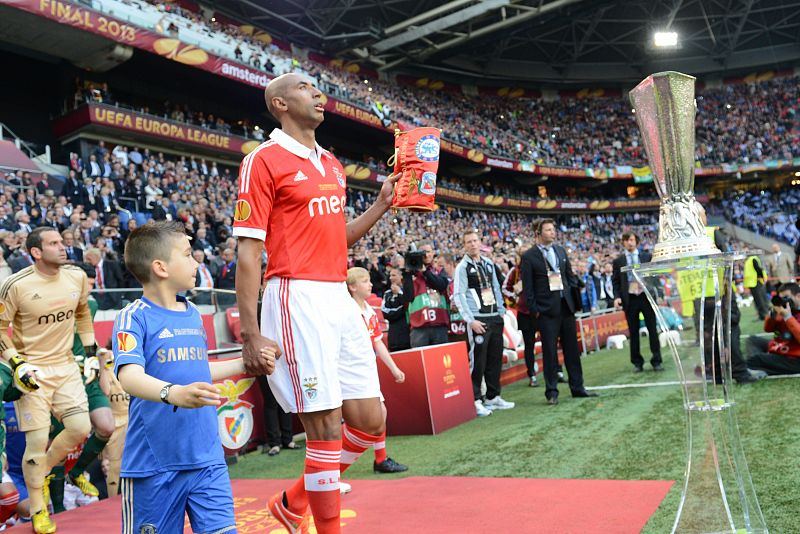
[{"xmin": 388, "ymin": 127, "xmax": 440, "ymax": 212}]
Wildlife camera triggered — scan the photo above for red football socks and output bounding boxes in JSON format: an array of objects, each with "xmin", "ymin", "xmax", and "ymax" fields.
[
  {"xmin": 341, "ymin": 424, "xmax": 382, "ymax": 475},
  {"xmin": 373, "ymin": 431, "xmax": 387, "ymax": 464},
  {"xmin": 302, "ymin": 440, "xmax": 342, "ymax": 533}
]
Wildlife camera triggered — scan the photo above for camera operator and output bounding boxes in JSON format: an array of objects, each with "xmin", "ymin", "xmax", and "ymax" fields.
[
  {"xmin": 746, "ymin": 282, "xmax": 800, "ymax": 375},
  {"xmin": 401, "ymin": 241, "xmax": 450, "ymax": 348},
  {"xmin": 99, "ymin": 224, "xmax": 123, "ymax": 256}
]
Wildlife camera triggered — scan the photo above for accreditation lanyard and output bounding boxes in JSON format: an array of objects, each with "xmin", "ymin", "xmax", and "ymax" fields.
[
  {"xmin": 469, "ymin": 257, "xmax": 497, "ymax": 307},
  {"xmin": 539, "ymin": 245, "xmax": 564, "ymax": 292}
]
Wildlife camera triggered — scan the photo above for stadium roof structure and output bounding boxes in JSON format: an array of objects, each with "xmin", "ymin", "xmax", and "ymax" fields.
[{"xmin": 208, "ymin": 0, "xmax": 800, "ymax": 84}]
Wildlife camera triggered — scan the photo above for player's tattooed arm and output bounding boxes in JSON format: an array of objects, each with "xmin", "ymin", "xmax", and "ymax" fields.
[
  {"xmin": 236, "ymin": 237, "xmax": 282, "ymax": 375},
  {"xmin": 345, "ymin": 173, "xmax": 400, "ymax": 248}
]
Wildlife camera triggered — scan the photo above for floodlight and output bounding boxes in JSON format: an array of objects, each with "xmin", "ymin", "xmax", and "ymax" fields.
[{"xmin": 654, "ymin": 31, "xmax": 678, "ymax": 47}]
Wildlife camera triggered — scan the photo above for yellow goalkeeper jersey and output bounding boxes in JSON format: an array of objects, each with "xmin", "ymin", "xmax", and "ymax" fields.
[{"xmin": 0, "ymin": 264, "xmax": 93, "ymax": 365}]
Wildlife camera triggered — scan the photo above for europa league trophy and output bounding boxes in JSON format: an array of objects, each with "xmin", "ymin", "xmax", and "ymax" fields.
[{"xmin": 625, "ymin": 72, "xmax": 768, "ymax": 534}]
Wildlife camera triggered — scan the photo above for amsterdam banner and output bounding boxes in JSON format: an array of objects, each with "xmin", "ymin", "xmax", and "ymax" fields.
[{"xmin": 10, "ymin": 0, "xmax": 794, "ymax": 179}]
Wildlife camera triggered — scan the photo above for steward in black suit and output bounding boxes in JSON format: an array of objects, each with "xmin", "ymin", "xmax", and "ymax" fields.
[
  {"xmin": 520, "ymin": 219, "xmax": 596, "ymax": 404},
  {"xmin": 612, "ymin": 232, "xmax": 662, "ymax": 372}
]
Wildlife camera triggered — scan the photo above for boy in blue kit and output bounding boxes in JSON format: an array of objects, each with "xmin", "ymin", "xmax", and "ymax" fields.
[{"xmin": 113, "ymin": 221, "xmax": 276, "ymax": 534}]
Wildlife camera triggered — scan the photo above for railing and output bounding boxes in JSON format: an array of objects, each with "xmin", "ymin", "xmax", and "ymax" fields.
[
  {"xmin": 0, "ymin": 122, "xmax": 51, "ymax": 165},
  {"xmin": 89, "ymin": 287, "xmax": 242, "ymax": 315}
]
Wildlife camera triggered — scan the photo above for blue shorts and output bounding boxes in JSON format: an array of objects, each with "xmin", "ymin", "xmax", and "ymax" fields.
[{"xmin": 121, "ymin": 463, "xmax": 236, "ymax": 534}]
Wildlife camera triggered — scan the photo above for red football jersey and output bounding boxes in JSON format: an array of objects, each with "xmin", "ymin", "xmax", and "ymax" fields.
[
  {"xmin": 233, "ymin": 130, "xmax": 348, "ymax": 282},
  {"xmin": 359, "ymin": 303, "xmax": 383, "ymax": 345}
]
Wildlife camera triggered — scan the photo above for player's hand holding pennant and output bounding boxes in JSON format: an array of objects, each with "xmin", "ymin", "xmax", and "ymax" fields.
[{"xmin": 387, "ymin": 127, "xmax": 440, "ymax": 212}]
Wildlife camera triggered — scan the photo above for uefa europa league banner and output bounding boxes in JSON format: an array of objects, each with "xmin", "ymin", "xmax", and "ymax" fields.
[{"xmin": 53, "ymin": 104, "xmax": 262, "ymax": 155}]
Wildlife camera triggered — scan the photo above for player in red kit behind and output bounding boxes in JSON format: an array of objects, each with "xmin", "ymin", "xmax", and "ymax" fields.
[{"xmin": 233, "ymin": 72, "xmax": 399, "ymax": 534}]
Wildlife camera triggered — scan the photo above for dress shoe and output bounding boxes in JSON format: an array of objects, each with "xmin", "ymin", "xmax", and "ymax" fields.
[
  {"xmin": 652, "ymin": 364, "xmax": 665, "ymax": 372},
  {"xmin": 571, "ymin": 389, "xmax": 598, "ymax": 398},
  {"xmin": 633, "ymin": 366, "xmax": 644, "ymax": 373},
  {"xmin": 546, "ymin": 397, "xmax": 559, "ymax": 406}
]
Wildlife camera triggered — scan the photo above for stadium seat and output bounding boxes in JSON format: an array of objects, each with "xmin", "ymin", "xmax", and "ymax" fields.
[
  {"xmin": 659, "ymin": 330, "xmax": 681, "ymax": 348},
  {"xmin": 502, "ymin": 311, "xmax": 523, "ymax": 366},
  {"xmin": 134, "ymin": 212, "xmax": 152, "ymax": 227},
  {"xmin": 226, "ymin": 307, "xmax": 242, "ymax": 344},
  {"xmin": 607, "ymin": 335, "xmax": 627, "ymax": 350},
  {"xmin": 117, "ymin": 209, "xmax": 131, "ymax": 227}
]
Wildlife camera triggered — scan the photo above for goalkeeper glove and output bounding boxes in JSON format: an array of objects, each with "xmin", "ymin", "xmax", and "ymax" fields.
[
  {"xmin": 83, "ymin": 356, "xmax": 100, "ymax": 385},
  {"xmin": 9, "ymin": 356, "xmax": 40, "ymax": 393}
]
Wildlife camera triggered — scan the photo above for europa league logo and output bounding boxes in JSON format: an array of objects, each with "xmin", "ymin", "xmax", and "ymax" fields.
[{"xmin": 629, "ymin": 72, "xmax": 720, "ymax": 260}]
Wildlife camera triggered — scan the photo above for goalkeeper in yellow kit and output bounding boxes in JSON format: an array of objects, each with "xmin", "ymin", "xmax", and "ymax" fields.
[{"xmin": 0, "ymin": 227, "xmax": 95, "ymax": 533}]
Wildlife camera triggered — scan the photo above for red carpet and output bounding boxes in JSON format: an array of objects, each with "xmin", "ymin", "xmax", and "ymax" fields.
[{"xmin": 9, "ymin": 476, "xmax": 673, "ymax": 533}]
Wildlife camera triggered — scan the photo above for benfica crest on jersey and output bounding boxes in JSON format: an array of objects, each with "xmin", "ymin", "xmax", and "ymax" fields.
[{"xmin": 216, "ymin": 378, "xmax": 255, "ymax": 451}]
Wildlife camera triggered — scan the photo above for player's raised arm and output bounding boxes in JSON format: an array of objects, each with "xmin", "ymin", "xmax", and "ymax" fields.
[
  {"xmin": 345, "ymin": 173, "xmax": 399, "ymax": 247},
  {"xmin": 235, "ymin": 236, "xmax": 281, "ymax": 375}
]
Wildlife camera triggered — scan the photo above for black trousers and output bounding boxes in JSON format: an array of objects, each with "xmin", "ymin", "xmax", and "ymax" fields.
[
  {"xmin": 748, "ymin": 352, "xmax": 800, "ymax": 375},
  {"xmin": 257, "ymin": 375, "xmax": 293, "ymax": 448},
  {"xmin": 624, "ymin": 293, "xmax": 662, "ymax": 368},
  {"xmin": 750, "ymin": 282, "xmax": 769, "ymax": 320},
  {"xmin": 703, "ymin": 321, "xmax": 749, "ymax": 379},
  {"xmin": 517, "ymin": 312, "xmax": 537, "ymax": 378},
  {"xmin": 468, "ymin": 316, "xmax": 504, "ymax": 401},
  {"xmin": 410, "ymin": 325, "xmax": 449, "ymax": 348},
  {"xmin": 536, "ymin": 302, "xmax": 584, "ymax": 400}
]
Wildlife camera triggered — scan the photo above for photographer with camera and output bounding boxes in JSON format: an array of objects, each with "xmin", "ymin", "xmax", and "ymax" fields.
[
  {"xmin": 745, "ymin": 282, "xmax": 800, "ymax": 375},
  {"xmin": 401, "ymin": 241, "xmax": 450, "ymax": 348}
]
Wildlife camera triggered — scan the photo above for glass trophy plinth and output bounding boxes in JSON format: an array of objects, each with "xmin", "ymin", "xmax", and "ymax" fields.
[{"xmin": 624, "ymin": 252, "xmax": 768, "ymax": 534}]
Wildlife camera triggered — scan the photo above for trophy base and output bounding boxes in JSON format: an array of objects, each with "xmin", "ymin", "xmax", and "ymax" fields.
[{"xmin": 651, "ymin": 239, "xmax": 721, "ymax": 262}]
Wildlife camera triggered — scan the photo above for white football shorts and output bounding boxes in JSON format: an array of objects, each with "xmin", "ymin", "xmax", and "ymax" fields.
[{"xmin": 261, "ymin": 277, "xmax": 381, "ymax": 413}]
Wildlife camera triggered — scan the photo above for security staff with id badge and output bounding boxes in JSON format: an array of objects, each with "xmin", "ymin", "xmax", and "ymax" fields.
[
  {"xmin": 521, "ymin": 219, "xmax": 597, "ymax": 405},
  {"xmin": 453, "ymin": 231, "xmax": 515, "ymax": 417}
]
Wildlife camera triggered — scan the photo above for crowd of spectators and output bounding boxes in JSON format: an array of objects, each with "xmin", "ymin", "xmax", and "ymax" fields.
[
  {"xmin": 345, "ymin": 188, "xmax": 658, "ymax": 299},
  {"xmin": 72, "ymin": 80, "xmax": 266, "ymax": 140},
  {"xmin": 104, "ymin": 0, "xmax": 800, "ymax": 170},
  {"xmin": 0, "ymin": 142, "xmax": 242, "ymax": 306},
  {"xmin": 67, "ymin": 78, "xmax": 664, "ymax": 204},
  {"xmin": 1, "ymin": 139, "xmax": 663, "ymax": 308},
  {"xmin": 719, "ymin": 188, "xmax": 800, "ymax": 246}
]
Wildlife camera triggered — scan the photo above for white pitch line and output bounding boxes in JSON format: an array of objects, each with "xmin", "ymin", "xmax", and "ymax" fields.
[
  {"xmin": 586, "ymin": 373, "xmax": 800, "ymax": 391},
  {"xmin": 587, "ymin": 380, "xmax": 685, "ymax": 390}
]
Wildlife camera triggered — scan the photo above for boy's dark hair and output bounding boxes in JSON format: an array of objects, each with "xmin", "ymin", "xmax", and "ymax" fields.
[
  {"xmin": 778, "ymin": 282, "xmax": 800, "ymax": 296},
  {"xmin": 124, "ymin": 220, "xmax": 187, "ymax": 284},
  {"xmin": 26, "ymin": 226, "xmax": 59, "ymax": 254},
  {"xmin": 622, "ymin": 231, "xmax": 639, "ymax": 244}
]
